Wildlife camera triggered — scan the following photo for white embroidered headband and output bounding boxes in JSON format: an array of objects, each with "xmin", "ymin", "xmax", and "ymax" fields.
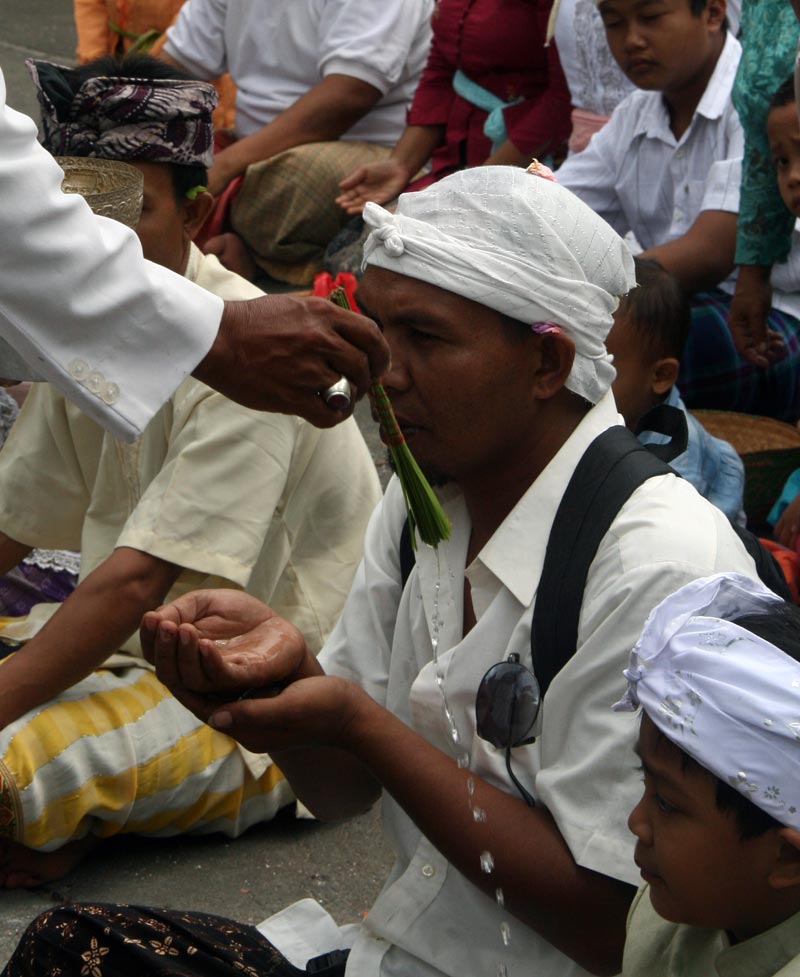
[
  {"xmin": 362, "ymin": 165, "xmax": 636, "ymax": 405},
  {"xmin": 614, "ymin": 573, "xmax": 800, "ymax": 829}
]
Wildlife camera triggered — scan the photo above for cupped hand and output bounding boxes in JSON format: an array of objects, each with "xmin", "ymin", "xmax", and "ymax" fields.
[
  {"xmin": 195, "ymin": 294, "xmax": 390, "ymax": 427},
  {"xmin": 336, "ymin": 159, "xmax": 411, "ymax": 215},
  {"xmin": 141, "ymin": 589, "xmax": 314, "ymax": 699}
]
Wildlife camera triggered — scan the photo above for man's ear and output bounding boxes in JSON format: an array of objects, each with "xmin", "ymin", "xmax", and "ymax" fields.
[
  {"xmin": 184, "ymin": 191, "xmax": 215, "ymax": 241},
  {"xmin": 705, "ymin": 0, "xmax": 727, "ymax": 32},
  {"xmin": 768, "ymin": 828, "xmax": 800, "ymax": 890},
  {"xmin": 651, "ymin": 357, "xmax": 679, "ymax": 397},
  {"xmin": 532, "ymin": 331, "xmax": 576, "ymax": 401}
]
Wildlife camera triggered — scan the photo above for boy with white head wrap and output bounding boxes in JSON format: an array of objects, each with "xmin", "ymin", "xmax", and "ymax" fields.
[
  {"xmin": 616, "ymin": 573, "xmax": 800, "ymax": 976},
  {"xmin": 3, "ymin": 166, "xmax": 765, "ymax": 977}
]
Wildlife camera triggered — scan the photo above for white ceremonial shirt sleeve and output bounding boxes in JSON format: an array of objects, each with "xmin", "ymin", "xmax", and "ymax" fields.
[
  {"xmin": 0, "ymin": 73, "xmax": 222, "ymax": 442},
  {"xmin": 555, "ymin": 109, "xmax": 632, "ymax": 237},
  {"xmin": 316, "ymin": 0, "xmax": 432, "ymax": 93},
  {"xmin": 701, "ymin": 157, "xmax": 741, "ymax": 214},
  {"xmin": 162, "ymin": 0, "xmax": 229, "ymax": 79},
  {"xmin": 533, "ymin": 478, "xmax": 758, "ymax": 887}
]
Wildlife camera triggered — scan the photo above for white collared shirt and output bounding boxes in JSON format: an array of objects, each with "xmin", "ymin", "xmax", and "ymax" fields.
[
  {"xmin": 312, "ymin": 391, "xmax": 758, "ymax": 977},
  {"xmin": 556, "ymin": 33, "xmax": 743, "ymax": 291},
  {"xmin": 164, "ymin": 0, "xmax": 433, "ymax": 144}
]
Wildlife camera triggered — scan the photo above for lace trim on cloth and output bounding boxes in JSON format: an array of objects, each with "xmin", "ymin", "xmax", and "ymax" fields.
[
  {"xmin": 22, "ymin": 549, "xmax": 81, "ymax": 576},
  {"xmin": 0, "ymin": 757, "xmax": 22, "ymax": 841}
]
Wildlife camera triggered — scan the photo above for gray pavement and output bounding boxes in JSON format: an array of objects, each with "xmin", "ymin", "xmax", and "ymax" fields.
[{"xmin": 0, "ymin": 3, "xmax": 393, "ymax": 966}]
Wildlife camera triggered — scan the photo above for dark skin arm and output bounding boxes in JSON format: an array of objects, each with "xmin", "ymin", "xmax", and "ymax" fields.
[
  {"xmin": 193, "ymin": 295, "xmax": 390, "ymax": 427},
  {"xmin": 0, "ymin": 531, "xmax": 33, "ymax": 576},
  {"xmin": 0, "ymin": 546, "xmax": 181, "ymax": 729},
  {"xmin": 642, "ymin": 209, "xmax": 738, "ymax": 294},
  {"xmin": 143, "ymin": 592, "xmax": 634, "ymax": 976}
]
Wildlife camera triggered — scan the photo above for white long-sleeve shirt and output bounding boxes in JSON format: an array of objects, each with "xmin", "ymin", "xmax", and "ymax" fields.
[{"xmin": 0, "ymin": 68, "xmax": 222, "ymax": 441}]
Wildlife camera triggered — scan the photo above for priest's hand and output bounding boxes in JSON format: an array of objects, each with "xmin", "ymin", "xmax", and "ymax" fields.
[{"xmin": 194, "ymin": 294, "xmax": 390, "ymax": 427}]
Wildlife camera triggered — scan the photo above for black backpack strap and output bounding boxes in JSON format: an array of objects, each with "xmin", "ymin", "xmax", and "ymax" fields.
[
  {"xmin": 634, "ymin": 403, "xmax": 689, "ymax": 463},
  {"xmin": 731, "ymin": 525, "xmax": 794, "ymax": 603},
  {"xmin": 399, "ymin": 518, "xmax": 415, "ymax": 590},
  {"xmin": 532, "ymin": 425, "xmax": 674, "ymax": 698}
]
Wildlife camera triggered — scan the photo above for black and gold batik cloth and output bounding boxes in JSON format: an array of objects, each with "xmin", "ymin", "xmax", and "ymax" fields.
[{"xmin": 3, "ymin": 903, "xmax": 306, "ymax": 977}]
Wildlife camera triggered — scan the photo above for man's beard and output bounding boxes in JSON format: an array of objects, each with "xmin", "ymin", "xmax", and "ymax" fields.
[{"xmin": 385, "ymin": 448, "xmax": 452, "ymax": 488}]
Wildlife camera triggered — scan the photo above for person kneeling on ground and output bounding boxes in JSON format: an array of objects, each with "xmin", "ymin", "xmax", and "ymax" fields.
[
  {"xmin": 2, "ymin": 167, "xmax": 763, "ymax": 977},
  {"xmin": 0, "ymin": 53, "xmax": 380, "ymax": 890},
  {"xmin": 616, "ymin": 572, "xmax": 800, "ymax": 976}
]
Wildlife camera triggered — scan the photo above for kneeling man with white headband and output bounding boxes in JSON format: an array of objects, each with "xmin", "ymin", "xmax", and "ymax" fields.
[{"xmin": 4, "ymin": 167, "xmax": 765, "ymax": 977}]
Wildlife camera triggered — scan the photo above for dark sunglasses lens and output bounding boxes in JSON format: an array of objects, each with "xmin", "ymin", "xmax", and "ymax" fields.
[{"xmin": 476, "ymin": 662, "xmax": 541, "ymax": 749}]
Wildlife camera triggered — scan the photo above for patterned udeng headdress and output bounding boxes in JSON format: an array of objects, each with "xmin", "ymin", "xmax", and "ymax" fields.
[
  {"xmin": 27, "ymin": 59, "xmax": 217, "ymax": 168},
  {"xmin": 614, "ymin": 573, "xmax": 800, "ymax": 830}
]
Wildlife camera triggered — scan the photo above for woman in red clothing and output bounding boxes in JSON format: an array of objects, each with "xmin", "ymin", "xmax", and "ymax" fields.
[{"xmin": 337, "ymin": 0, "xmax": 572, "ymax": 214}]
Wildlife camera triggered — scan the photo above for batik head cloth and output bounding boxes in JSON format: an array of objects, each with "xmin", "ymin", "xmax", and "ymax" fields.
[
  {"xmin": 27, "ymin": 59, "xmax": 217, "ymax": 167},
  {"xmin": 614, "ymin": 572, "xmax": 800, "ymax": 830},
  {"xmin": 362, "ymin": 166, "xmax": 636, "ymax": 404}
]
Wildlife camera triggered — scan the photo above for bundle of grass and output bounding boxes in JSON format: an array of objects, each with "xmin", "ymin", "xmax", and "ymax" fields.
[{"xmin": 329, "ymin": 285, "xmax": 451, "ymax": 549}]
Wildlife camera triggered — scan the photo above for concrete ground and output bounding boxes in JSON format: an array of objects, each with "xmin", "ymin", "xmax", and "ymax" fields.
[{"xmin": 0, "ymin": 4, "xmax": 393, "ymax": 966}]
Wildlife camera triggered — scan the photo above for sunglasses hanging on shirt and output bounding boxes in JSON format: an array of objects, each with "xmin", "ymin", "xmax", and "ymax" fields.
[{"xmin": 475, "ymin": 653, "xmax": 540, "ymax": 807}]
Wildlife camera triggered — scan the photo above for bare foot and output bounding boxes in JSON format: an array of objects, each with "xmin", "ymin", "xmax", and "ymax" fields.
[
  {"xmin": 0, "ymin": 836, "xmax": 96, "ymax": 889},
  {"xmin": 204, "ymin": 232, "xmax": 258, "ymax": 280}
]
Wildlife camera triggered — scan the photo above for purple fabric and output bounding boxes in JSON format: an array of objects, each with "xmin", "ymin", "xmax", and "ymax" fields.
[
  {"xmin": 0, "ymin": 564, "xmax": 77, "ymax": 618},
  {"xmin": 27, "ymin": 59, "xmax": 217, "ymax": 167}
]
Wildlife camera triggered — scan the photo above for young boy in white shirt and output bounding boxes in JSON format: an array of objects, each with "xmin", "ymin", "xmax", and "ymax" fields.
[
  {"xmin": 557, "ymin": 0, "xmax": 800, "ymax": 422},
  {"xmin": 615, "ymin": 572, "xmax": 800, "ymax": 976}
]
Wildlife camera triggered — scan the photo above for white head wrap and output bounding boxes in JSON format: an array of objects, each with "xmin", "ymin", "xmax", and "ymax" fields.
[
  {"xmin": 614, "ymin": 572, "xmax": 800, "ymax": 829},
  {"xmin": 362, "ymin": 166, "xmax": 636, "ymax": 404}
]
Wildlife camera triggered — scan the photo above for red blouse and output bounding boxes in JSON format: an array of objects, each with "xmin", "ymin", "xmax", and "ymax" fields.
[{"xmin": 407, "ymin": 0, "xmax": 572, "ymax": 185}]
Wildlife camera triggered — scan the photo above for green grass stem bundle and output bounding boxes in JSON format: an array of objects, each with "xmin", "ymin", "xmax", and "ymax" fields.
[{"xmin": 329, "ymin": 286, "xmax": 451, "ymax": 549}]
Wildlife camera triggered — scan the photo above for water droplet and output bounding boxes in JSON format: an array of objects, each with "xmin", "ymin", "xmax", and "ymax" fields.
[
  {"xmin": 500, "ymin": 921, "xmax": 511, "ymax": 947},
  {"xmin": 457, "ymin": 753, "xmax": 470, "ymax": 769},
  {"xmin": 466, "ymin": 777, "xmax": 475, "ymax": 797},
  {"xmin": 480, "ymin": 851, "xmax": 495, "ymax": 874},
  {"xmin": 495, "ymin": 887, "xmax": 505, "ymax": 907},
  {"xmin": 496, "ymin": 963, "xmax": 508, "ymax": 977},
  {"xmin": 472, "ymin": 807, "xmax": 487, "ymax": 823}
]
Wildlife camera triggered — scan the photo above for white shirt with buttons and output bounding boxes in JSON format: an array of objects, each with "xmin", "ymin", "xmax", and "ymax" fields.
[
  {"xmin": 556, "ymin": 33, "xmax": 743, "ymax": 293},
  {"xmin": 259, "ymin": 391, "xmax": 758, "ymax": 977},
  {"xmin": 0, "ymin": 69, "xmax": 222, "ymax": 442}
]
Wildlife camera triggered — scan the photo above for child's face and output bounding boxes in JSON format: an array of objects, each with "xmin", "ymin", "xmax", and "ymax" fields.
[
  {"xmin": 767, "ymin": 101, "xmax": 800, "ymax": 220},
  {"xmin": 598, "ymin": 0, "xmax": 725, "ymax": 95},
  {"xmin": 628, "ymin": 714, "xmax": 780, "ymax": 938},
  {"xmin": 130, "ymin": 160, "xmax": 191, "ymax": 275}
]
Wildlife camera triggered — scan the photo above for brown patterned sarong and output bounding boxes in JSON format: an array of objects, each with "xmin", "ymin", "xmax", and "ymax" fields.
[
  {"xmin": 3, "ymin": 903, "xmax": 305, "ymax": 977},
  {"xmin": 230, "ymin": 140, "xmax": 391, "ymax": 285}
]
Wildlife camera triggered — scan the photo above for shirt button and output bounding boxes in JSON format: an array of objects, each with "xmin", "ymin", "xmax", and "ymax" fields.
[
  {"xmin": 101, "ymin": 382, "xmax": 120, "ymax": 405},
  {"xmin": 68, "ymin": 358, "xmax": 89, "ymax": 381},
  {"xmin": 86, "ymin": 370, "xmax": 104, "ymax": 394},
  {"xmin": 421, "ymin": 864, "xmax": 435, "ymax": 878},
  {"xmin": 673, "ymin": 210, "xmax": 681, "ymax": 222},
  {"xmin": 675, "ymin": 148, "xmax": 684, "ymax": 158}
]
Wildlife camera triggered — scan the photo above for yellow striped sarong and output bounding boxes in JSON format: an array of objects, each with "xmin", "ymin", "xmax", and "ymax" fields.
[{"xmin": 0, "ymin": 665, "xmax": 294, "ymax": 851}]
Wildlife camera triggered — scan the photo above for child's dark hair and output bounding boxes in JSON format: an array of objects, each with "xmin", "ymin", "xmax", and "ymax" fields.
[
  {"xmin": 672, "ymin": 602, "xmax": 800, "ymax": 839},
  {"xmin": 768, "ymin": 74, "xmax": 796, "ymax": 115},
  {"xmin": 618, "ymin": 257, "xmax": 692, "ymax": 362},
  {"xmin": 687, "ymin": 0, "xmax": 728, "ymax": 29},
  {"xmin": 62, "ymin": 53, "xmax": 208, "ymax": 202}
]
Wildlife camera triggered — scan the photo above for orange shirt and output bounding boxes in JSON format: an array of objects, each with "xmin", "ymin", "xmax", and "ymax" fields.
[{"xmin": 73, "ymin": 0, "xmax": 236, "ymax": 130}]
